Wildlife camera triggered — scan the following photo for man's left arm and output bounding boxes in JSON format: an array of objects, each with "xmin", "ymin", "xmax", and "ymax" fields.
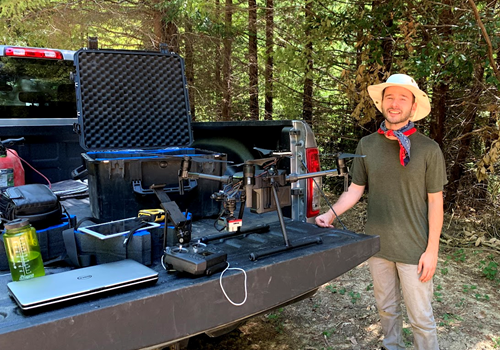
[{"xmin": 418, "ymin": 191, "xmax": 444, "ymax": 282}]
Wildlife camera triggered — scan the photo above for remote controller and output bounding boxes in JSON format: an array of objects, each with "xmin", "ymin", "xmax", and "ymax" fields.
[{"xmin": 163, "ymin": 245, "xmax": 227, "ymax": 276}]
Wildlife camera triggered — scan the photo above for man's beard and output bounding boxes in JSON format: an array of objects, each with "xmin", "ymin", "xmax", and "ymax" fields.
[{"xmin": 382, "ymin": 108, "xmax": 412, "ymax": 126}]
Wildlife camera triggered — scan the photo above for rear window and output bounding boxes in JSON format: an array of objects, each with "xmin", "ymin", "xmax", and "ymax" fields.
[{"xmin": 0, "ymin": 57, "xmax": 76, "ymax": 119}]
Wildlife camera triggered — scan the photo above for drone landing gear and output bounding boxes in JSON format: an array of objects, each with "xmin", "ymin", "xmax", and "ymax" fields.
[
  {"xmin": 248, "ymin": 178, "xmax": 323, "ymax": 261},
  {"xmin": 249, "ymin": 236, "xmax": 323, "ymax": 261},
  {"xmin": 199, "ymin": 223, "xmax": 271, "ymax": 244}
]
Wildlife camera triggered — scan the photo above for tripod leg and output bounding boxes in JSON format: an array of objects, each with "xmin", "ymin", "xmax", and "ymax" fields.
[{"xmin": 271, "ymin": 179, "xmax": 290, "ymax": 247}]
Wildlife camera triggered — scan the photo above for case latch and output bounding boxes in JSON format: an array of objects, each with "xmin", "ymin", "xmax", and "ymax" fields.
[
  {"xmin": 87, "ymin": 37, "xmax": 98, "ymax": 50},
  {"xmin": 159, "ymin": 43, "xmax": 170, "ymax": 54}
]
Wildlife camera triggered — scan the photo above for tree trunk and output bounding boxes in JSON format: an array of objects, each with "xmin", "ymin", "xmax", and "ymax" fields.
[
  {"xmin": 248, "ymin": 0, "xmax": 259, "ymax": 120},
  {"xmin": 152, "ymin": 0, "xmax": 179, "ymax": 53},
  {"xmin": 264, "ymin": 0, "xmax": 274, "ymax": 120},
  {"xmin": 166, "ymin": 22, "xmax": 179, "ymax": 54},
  {"xmin": 488, "ymin": 40, "xmax": 500, "ymax": 149},
  {"xmin": 152, "ymin": 6, "xmax": 166, "ymax": 47},
  {"xmin": 379, "ymin": 1, "xmax": 393, "ymax": 78},
  {"xmin": 302, "ymin": 0, "xmax": 313, "ymax": 125},
  {"xmin": 430, "ymin": 82, "xmax": 447, "ymax": 147},
  {"xmin": 185, "ymin": 20, "xmax": 195, "ymax": 120},
  {"xmin": 486, "ymin": 32, "xmax": 500, "ymax": 150},
  {"xmin": 222, "ymin": 0, "xmax": 233, "ymax": 121},
  {"xmin": 215, "ymin": 0, "xmax": 222, "ymax": 119},
  {"xmin": 429, "ymin": 0, "xmax": 452, "ymax": 147},
  {"xmin": 447, "ymin": 63, "xmax": 485, "ymax": 206}
]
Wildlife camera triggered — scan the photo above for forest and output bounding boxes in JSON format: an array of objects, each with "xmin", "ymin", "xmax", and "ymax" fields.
[{"xmin": 1, "ymin": 0, "xmax": 500, "ymax": 249}]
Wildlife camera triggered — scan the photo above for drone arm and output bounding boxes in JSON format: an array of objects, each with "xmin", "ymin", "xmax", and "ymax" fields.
[
  {"xmin": 186, "ymin": 172, "xmax": 232, "ymax": 183},
  {"xmin": 286, "ymin": 169, "xmax": 340, "ymax": 183},
  {"xmin": 178, "ymin": 156, "xmax": 232, "ymax": 194}
]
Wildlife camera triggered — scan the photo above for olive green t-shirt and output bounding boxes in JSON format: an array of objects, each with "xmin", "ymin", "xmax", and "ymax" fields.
[{"xmin": 351, "ymin": 132, "xmax": 447, "ymax": 265}]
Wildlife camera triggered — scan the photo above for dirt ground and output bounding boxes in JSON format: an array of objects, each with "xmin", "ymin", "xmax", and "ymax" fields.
[{"xmin": 186, "ymin": 201, "xmax": 500, "ymax": 350}]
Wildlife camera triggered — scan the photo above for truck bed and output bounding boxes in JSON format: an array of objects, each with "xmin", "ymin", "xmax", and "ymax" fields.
[{"xmin": 0, "ymin": 196, "xmax": 379, "ymax": 350}]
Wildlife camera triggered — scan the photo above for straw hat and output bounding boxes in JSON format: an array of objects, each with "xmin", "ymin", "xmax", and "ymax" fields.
[{"xmin": 367, "ymin": 74, "xmax": 431, "ymax": 122}]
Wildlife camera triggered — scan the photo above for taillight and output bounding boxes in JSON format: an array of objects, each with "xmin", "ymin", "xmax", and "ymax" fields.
[
  {"xmin": 5, "ymin": 47, "xmax": 63, "ymax": 60},
  {"xmin": 306, "ymin": 147, "xmax": 321, "ymax": 218}
]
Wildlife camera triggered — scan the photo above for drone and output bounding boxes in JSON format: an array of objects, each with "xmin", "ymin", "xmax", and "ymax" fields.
[
  {"xmin": 145, "ymin": 148, "xmax": 364, "ymax": 275},
  {"xmin": 175, "ymin": 148, "xmax": 364, "ymax": 259}
]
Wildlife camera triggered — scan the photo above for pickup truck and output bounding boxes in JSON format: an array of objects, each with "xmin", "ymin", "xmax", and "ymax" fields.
[{"xmin": 0, "ymin": 45, "xmax": 379, "ymax": 350}]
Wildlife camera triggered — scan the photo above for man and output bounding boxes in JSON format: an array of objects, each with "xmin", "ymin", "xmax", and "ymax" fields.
[{"xmin": 316, "ymin": 74, "xmax": 447, "ymax": 350}]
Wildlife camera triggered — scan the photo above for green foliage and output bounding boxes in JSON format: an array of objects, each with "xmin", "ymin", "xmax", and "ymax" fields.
[
  {"xmin": 474, "ymin": 293, "xmax": 490, "ymax": 301},
  {"xmin": 462, "ymin": 284, "xmax": 478, "ymax": 294},
  {"xmin": 266, "ymin": 307, "xmax": 285, "ymax": 333},
  {"xmin": 348, "ymin": 291, "xmax": 360, "ymax": 304},
  {"xmin": 434, "ymin": 284, "xmax": 443, "ymax": 302},
  {"xmin": 439, "ymin": 313, "xmax": 463, "ymax": 327},
  {"xmin": 455, "ymin": 298, "xmax": 465, "ymax": 308},
  {"xmin": 326, "ymin": 284, "xmax": 360, "ymax": 304},
  {"xmin": 322, "ymin": 328, "xmax": 336, "ymax": 338},
  {"xmin": 326, "ymin": 284, "xmax": 337, "ymax": 294},
  {"xmin": 480, "ymin": 260, "xmax": 499, "ymax": 281},
  {"xmin": 452, "ymin": 249, "xmax": 467, "ymax": 263},
  {"xmin": 402, "ymin": 327, "xmax": 413, "ymax": 347}
]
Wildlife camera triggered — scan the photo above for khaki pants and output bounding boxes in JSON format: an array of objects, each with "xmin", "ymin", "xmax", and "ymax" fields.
[{"xmin": 368, "ymin": 257, "xmax": 439, "ymax": 350}]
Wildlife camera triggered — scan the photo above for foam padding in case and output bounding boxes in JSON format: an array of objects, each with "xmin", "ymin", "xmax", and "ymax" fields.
[{"xmin": 74, "ymin": 49, "xmax": 192, "ymax": 151}]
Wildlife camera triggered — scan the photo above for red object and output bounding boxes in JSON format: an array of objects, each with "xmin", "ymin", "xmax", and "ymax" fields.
[
  {"xmin": 306, "ymin": 147, "xmax": 321, "ymax": 218},
  {"xmin": 377, "ymin": 127, "xmax": 417, "ymax": 166},
  {"xmin": 5, "ymin": 47, "xmax": 63, "ymax": 60},
  {"xmin": 0, "ymin": 149, "xmax": 25, "ymax": 188}
]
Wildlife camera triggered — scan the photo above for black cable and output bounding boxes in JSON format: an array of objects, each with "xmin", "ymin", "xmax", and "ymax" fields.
[
  {"xmin": 75, "ymin": 216, "xmax": 99, "ymax": 229},
  {"xmin": 300, "ymin": 159, "xmax": 348, "ymax": 230},
  {"xmin": 123, "ymin": 218, "xmax": 149, "ymax": 259},
  {"xmin": 214, "ymin": 208, "xmax": 227, "ymax": 232},
  {"xmin": 312, "ymin": 177, "xmax": 348, "ymax": 230}
]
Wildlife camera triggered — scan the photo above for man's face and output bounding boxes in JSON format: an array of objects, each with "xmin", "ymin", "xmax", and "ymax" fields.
[{"xmin": 381, "ymin": 86, "xmax": 417, "ymax": 129}]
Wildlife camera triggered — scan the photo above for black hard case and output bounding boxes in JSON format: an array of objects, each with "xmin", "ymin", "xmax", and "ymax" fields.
[{"xmin": 73, "ymin": 48, "xmax": 225, "ymax": 222}]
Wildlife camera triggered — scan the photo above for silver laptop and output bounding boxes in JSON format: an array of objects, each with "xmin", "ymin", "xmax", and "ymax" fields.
[{"xmin": 7, "ymin": 259, "xmax": 159, "ymax": 311}]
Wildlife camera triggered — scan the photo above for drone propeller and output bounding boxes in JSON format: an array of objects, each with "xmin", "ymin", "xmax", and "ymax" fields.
[
  {"xmin": 338, "ymin": 152, "xmax": 365, "ymax": 159},
  {"xmin": 232, "ymin": 147, "xmax": 293, "ymax": 167},
  {"xmin": 234, "ymin": 156, "xmax": 278, "ymax": 167},
  {"xmin": 254, "ymin": 147, "xmax": 274, "ymax": 156},
  {"xmin": 254, "ymin": 147, "xmax": 293, "ymax": 158},
  {"xmin": 141, "ymin": 153, "xmax": 232, "ymax": 164}
]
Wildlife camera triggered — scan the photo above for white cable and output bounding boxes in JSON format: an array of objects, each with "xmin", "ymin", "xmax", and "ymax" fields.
[
  {"xmin": 219, "ymin": 262, "xmax": 248, "ymax": 306},
  {"xmin": 160, "ymin": 254, "xmax": 167, "ymax": 270}
]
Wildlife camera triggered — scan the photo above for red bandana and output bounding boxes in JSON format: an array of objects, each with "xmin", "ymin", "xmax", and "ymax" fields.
[{"xmin": 377, "ymin": 126, "xmax": 417, "ymax": 166}]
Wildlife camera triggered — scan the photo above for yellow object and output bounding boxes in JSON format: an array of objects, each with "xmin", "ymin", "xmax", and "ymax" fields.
[
  {"xmin": 138, "ymin": 209, "xmax": 165, "ymax": 222},
  {"xmin": 3, "ymin": 218, "xmax": 45, "ymax": 281}
]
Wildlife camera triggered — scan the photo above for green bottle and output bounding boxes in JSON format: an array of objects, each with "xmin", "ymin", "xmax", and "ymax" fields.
[{"xmin": 3, "ymin": 218, "xmax": 45, "ymax": 281}]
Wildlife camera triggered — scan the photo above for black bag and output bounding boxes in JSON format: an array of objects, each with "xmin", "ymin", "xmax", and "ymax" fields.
[{"xmin": 0, "ymin": 184, "xmax": 62, "ymax": 230}]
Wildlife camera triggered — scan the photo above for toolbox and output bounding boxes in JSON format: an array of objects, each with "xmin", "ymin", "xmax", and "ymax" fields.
[{"xmin": 73, "ymin": 48, "xmax": 226, "ymax": 222}]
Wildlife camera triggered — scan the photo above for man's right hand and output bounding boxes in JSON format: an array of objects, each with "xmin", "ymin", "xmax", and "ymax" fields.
[{"xmin": 315, "ymin": 211, "xmax": 334, "ymax": 228}]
